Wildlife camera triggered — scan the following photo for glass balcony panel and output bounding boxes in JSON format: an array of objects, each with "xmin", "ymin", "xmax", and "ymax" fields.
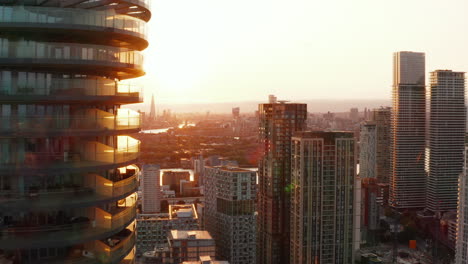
[
  {"xmin": 0, "ymin": 137, "xmax": 140, "ymax": 167},
  {"xmin": 0, "ymin": 6, "xmax": 147, "ymax": 39},
  {"xmin": 0, "ymin": 205, "xmax": 137, "ymax": 250},
  {"xmin": 0, "ymin": 109, "xmax": 141, "ymax": 134},
  {"xmin": 0, "ymin": 73, "xmax": 142, "ymax": 98},
  {"xmin": 0, "ymin": 166, "xmax": 138, "ymax": 207},
  {"xmin": 0, "ymin": 38, "xmax": 143, "ymax": 69}
]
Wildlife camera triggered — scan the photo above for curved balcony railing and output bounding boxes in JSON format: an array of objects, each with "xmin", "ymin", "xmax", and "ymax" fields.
[
  {"xmin": 0, "ymin": 6, "xmax": 147, "ymax": 40},
  {"xmin": 0, "ymin": 39, "xmax": 144, "ymax": 76},
  {"xmin": 0, "ymin": 75, "xmax": 142, "ymax": 101},
  {"xmin": 0, "ymin": 165, "xmax": 139, "ymax": 208},
  {"xmin": 0, "ymin": 205, "xmax": 137, "ymax": 249},
  {"xmin": 0, "ymin": 136, "xmax": 140, "ymax": 169},
  {"xmin": 0, "ymin": 109, "xmax": 141, "ymax": 135}
]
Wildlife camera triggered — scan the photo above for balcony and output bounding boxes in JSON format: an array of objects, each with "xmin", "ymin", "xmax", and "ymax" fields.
[
  {"xmin": 0, "ymin": 39, "xmax": 144, "ymax": 79},
  {"xmin": 0, "ymin": 109, "xmax": 141, "ymax": 137},
  {"xmin": 0, "ymin": 6, "xmax": 148, "ymax": 49},
  {"xmin": 64, "ymin": 0, "xmax": 151, "ymax": 22},
  {"xmin": 0, "ymin": 165, "xmax": 139, "ymax": 211},
  {"xmin": 0, "ymin": 204, "xmax": 137, "ymax": 249},
  {"xmin": 0, "ymin": 136, "xmax": 140, "ymax": 173},
  {"xmin": 0, "ymin": 77, "xmax": 143, "ymax": 104}
]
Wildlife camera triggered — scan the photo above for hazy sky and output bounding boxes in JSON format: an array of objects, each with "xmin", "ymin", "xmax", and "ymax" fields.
[{"xmin": 139, "ymin": 0, "xmax": 468, "ymax": 105}]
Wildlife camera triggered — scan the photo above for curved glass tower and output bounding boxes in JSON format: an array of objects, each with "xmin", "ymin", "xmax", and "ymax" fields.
[{"xmin": 0, "ymin": 1, "xmax": 150, "ymax": 263}]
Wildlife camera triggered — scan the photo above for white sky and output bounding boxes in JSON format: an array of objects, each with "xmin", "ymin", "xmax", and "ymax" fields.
[{"xmin": 138, "ymin": 0, "xmax": 468, "ymax": 104}]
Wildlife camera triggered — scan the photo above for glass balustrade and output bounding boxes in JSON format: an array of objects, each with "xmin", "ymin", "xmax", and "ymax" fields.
[
  {"xmin": 0, "ymin": 165, "xmax": 138, "ymax": 204},
  {"xmin": 0, "ymin": 136, "xmax": 140, "ymax": 167},
  {"xmin": 0, "ymin": 205, "xmax": 137, "ymax": 248},
  {"xmin": 0, "ymin": 6, "xmax": 147, "ymax": 39},
  {"xmin": 0, "ymin": 109, "xmax": 141, "ymax": 134},
  {"xmin": 0, "ymin": 76, "xmax": 142, "ymax": 99},
  {"xmin": 0, "ymin": 39, "xmax": 144, "ymax": 68}
]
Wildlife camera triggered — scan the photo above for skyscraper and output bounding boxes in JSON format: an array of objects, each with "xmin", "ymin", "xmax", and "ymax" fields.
[
  {"xmin": 427, "ymin": 70, "xmax": 465, "ymax": 212},
  {"xmin": 455, "ymin": 138, "xmax": 468, "ymax": 264},
  {"xmin": 370, "ymin": 107, "xmax": 391, "ymax": 184},
  {"xmin": 204, "ymin": 166, "xmax": 257, "ymax": 264},
  {"xmin": 142, "ymin": 164, "xmax": 161, "ymax": 214},
  {"xmin": 150, "ymin": 94, "xmax": 156, "ymax": 120},
  {"xmin": 390, "ymin": 51, "xmax": 426, "ymax": 209},
  {"xmin": 0, "ymin": 2, "xmax": 150, "ymax": 263},
  {"xmin": 290, "ymin": 131, "xmax": 359, "ymax": 264},
  {"xmin": 359, "ymin": 122, "xmax": 377, "ymax": 179},
  {"xmin": 257, "ymin": 101, "xmax": 307, "ymax": 264}
]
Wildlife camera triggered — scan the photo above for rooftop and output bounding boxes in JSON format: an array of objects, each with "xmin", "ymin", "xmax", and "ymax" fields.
[
  {"xmin": 170, "ymin": 230, "xmax": 213, "ymax": 240},
  {"xmin": 169, "ymin": 204, "xmax": 198, "ymax": 220},
  {"xmin": 206, "ymin": 166, "xmax": 252, "ymax": 173}
]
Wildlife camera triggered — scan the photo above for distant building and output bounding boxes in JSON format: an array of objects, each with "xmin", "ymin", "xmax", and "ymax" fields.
[
  {"xmin": 360, "ymin": 122, "xmax": 377, "ymax": 179},
  {"xmin": 257, "ymin": 101, "xmax": 307, "ymax": 264},
  {"xmin": 167, "ymin": 230, "xmax": 216, "ymax": 264},
  {"xmin": 455, "ymin": 139, "xmax": 468, "ymax": 264},
  {"xmin": 142, "ymin": 164, "xmax": 162, "ymax": 213},
  {"xmin": 180, "ymin": 180, "xmax": 201, "ymax": 197},
  {"xmin": 370, "ymin": 107, "xmax": 391, "ymax": 184},
  {"xmin": 204, "ymin": 166, "xmax": 257, "ymax": 264},
  {"xmin": 361, "ymin": 178, "xmax": 382, "ymax": 245},
  {"xmin": 150, "ymin": 94, "xmax": 156, "ymax": 120},
  {"xmin": 268, "ymin": 94, "xmax": 277, "ymax": 104},
  {"xmin": 136, "ymin": 204, "xmax": 200, "ymax": 255},
  {"xmin": 194, "ymin": 155, "xmax": 205, "ymax": 185},
  {"xmin": 232, "ymin": 107, "xmax": 240, "ymax": 119},
  {"xmin": 390, "ymin": 51, "xmax": 426, "ymax": 209},
  {"xmin": 290, "ymin": 131, "xmax": 360, "ymax": 264},
  {"xmin": 350, "ymin": 107, "xmax": 359, "ymax": 121},
  {"xmin": 180, "ymin": 158, "xmax": 192, "ymax": 169},
  {"xmin": 162, "ymin": 171, "xmax": 191, "ymax": 194},
  {"xmin": 427, "ymin": 70, "xmax": 465, "ymax": 213}
]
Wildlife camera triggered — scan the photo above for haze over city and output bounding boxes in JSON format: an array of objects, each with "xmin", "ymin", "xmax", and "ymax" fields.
[{"xmin": 138, "ymin": 0, "xmax": 468, "ymax": 109}]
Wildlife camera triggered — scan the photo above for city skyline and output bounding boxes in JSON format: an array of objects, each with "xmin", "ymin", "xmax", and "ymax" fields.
[{"xmin": 139, "ymin": 0, "xmax": 468, "ymax": 105}]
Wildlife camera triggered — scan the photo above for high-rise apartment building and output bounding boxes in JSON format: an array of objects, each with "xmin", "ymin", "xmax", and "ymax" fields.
[
  {"xmin": 290, "ymin": 131, "xmax": 359, "ymax": 264},
  {"xmin": 142, "ymin": 164, "xmax": 161, "ymax": 213},
  {"xmin": 360, "ymin": 122, "xmax": 377, "ymax": 179},
  {"xmin": 427, "ymin": 70, "xmax": 466, "ymax": 212},
  {"xmin": 390, "ymin": 51, "xmax": 426, "ymax": 209},
  {"xmin": 455, "ymin": 139, "xmax": 468, "ymax": 264},
  {"xmin": 204, "ymin": 166, "xmax": 256, "ymax": 264},
  {"xmin": 257, "ymin": 101, "xmax": 307, "ymax": 264},
  {"xmin": 370, "ymin": 107, "xmax": 391, "ymax": 184},
  {"xmin": 0, "ymin": 2, "xmax": 150, "ymax": 263}
]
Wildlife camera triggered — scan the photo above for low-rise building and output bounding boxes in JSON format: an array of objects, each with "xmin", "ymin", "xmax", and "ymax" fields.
[
  {"xmin": 167, "ymin": 230, "xmax": 216, "ymax": 264},
  {"xmin": 182, "ymin": 256, "xmax": 230, "ymax": 264},
  {"xmin": 136, "ymin": 204, "xmax": 200, "ymax": 255}
]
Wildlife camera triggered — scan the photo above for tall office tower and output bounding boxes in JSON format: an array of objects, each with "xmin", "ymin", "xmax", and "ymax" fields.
[
  {"xmin": 370, "ymin": 107, "xmax": 391, "ymax": 184},
  {"xmin": 0, "ymin": 2, "xmax": 150, "ymax": 263},
  {"xmin": 142, "ymin": 164, "xmax": 161, "ymax": 213},
  {"xmin": 149, "ymin": 94, "xmax": 156, "ymax": 120},
  {"xmin": 359, "ymin": 122, "xmax": 377, "ymax": 179},
  {"xmin": 390, "ymin": 51, "xmax": 426, "ymax": 209},
  {"xmin": 290, "ymin": 131, "xmax": 359, "ymax": 264},
  {"xmin": 204, "ymin": 166, "xmax": 257, "ymax": 264},
  {"xmin": 257, "ymin": 101, "xmax": 307, "ymax": 264},
  {"xmin": 455, "ymin": 138, "xmax": 468, "ymax": 264},
  {"xmin": 427, "ymin": 70, "xmax": 466, "ymax": 212}
]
